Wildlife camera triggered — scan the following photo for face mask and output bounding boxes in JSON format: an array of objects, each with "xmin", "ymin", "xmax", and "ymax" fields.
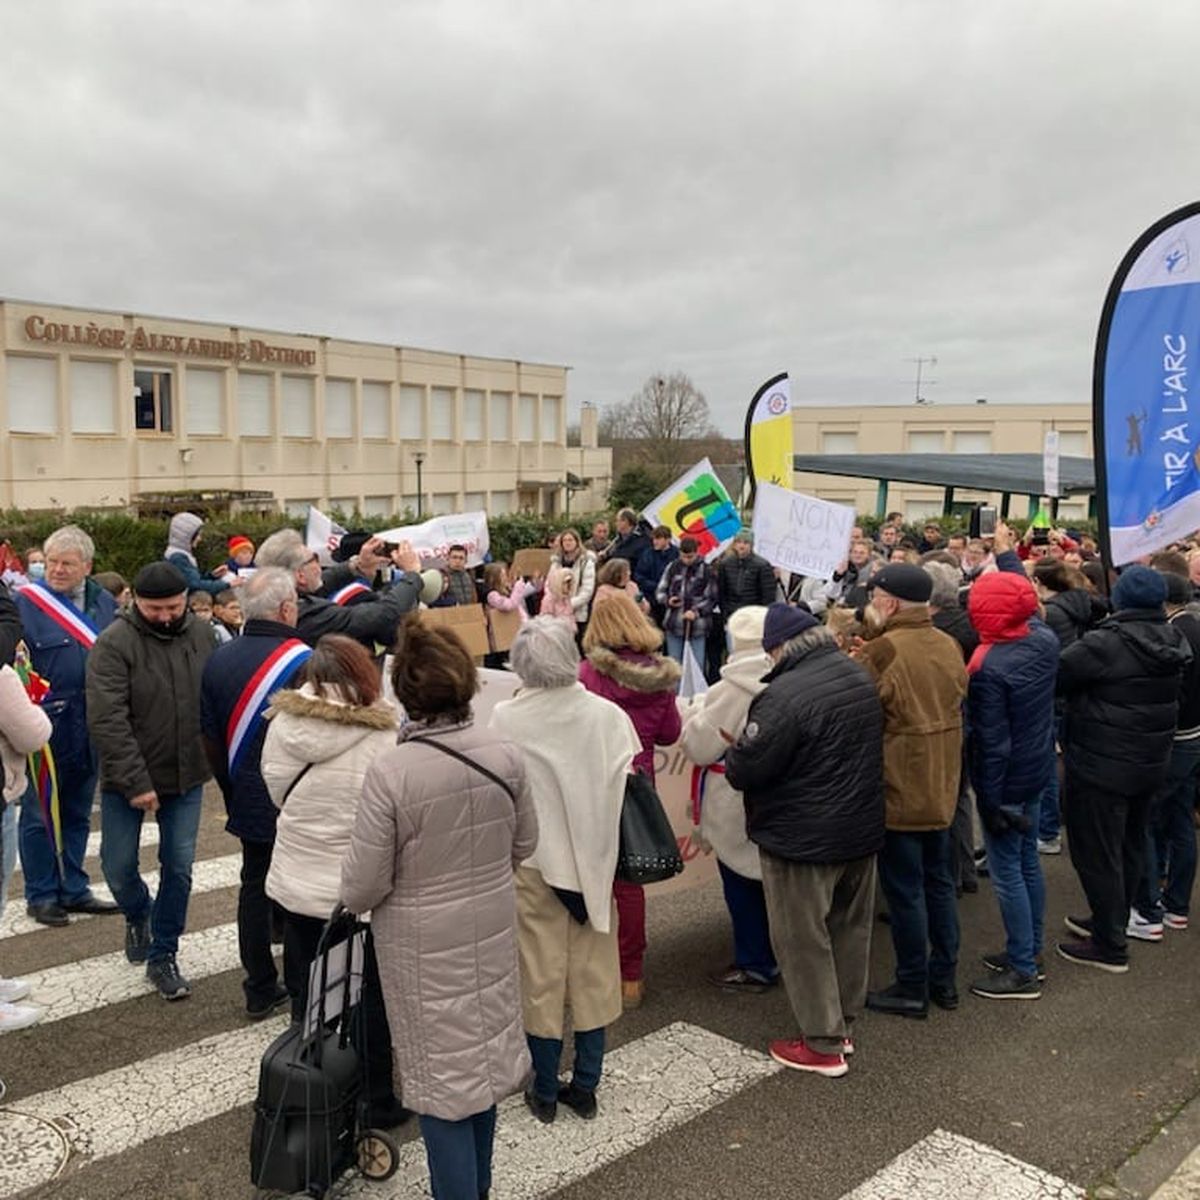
[
  {"xmin": 28, "ymin": 562, "xmax": 45, "ymax": 580},
  {"xmin": 158, "ymin": 613, "xmax": 189, "ymax": 636}
]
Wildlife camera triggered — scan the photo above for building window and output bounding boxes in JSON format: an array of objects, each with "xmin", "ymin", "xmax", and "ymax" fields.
[
  {"xmin": 541, "ymin": 396, "xmax": 560, "ymax": 443},
  {"xmin": 463, "ymin": 390, "xmax": 485, "ymax": 441},
  {"xmin": 134, "ymin": 367, "xmax": 174, "ymax": 433},
  {"xmin": 400, "ymin": 495, "xmax": 418, "ymax": 516},
  {"xmin": 518, "ymin": 394, "xmax": 537, "ymax": 442},
  {"xmin": 362, "ymin": 382, "xmax": 390, "ymax": 439},
  {"xmin": 399, "ymin": 385, "xmax": 424, "ymax": 440},
  {"xmin": 490, "ymin": 392, "xmax": 512, "ymax": 440},
  {"xmin": 363, "ymin": 495, "xmax": 393, "ymax": 518},
  {"xmin": 821, "ymin": 431, "xmax": 858, "ymax": 454},
  {"xmin": 951, "ymin": 430, "xmax": 992, "ymax": 455},
  {"xmin": 905, "ymin": 499, "xmax": 944, "ymax": 520},
  {"xmin": 1058, "ymin": 500, "xmax": 1088, "ymax": 519},
  {"xmin": 463, "ymin": 491, "xmax": 486, "ymax": 512},
  {"xmin": 325, "ymin": 379, "xmax": 354, "ymax": 440},
  {"xmin": 187, "ymin": 368, "xmax": 223, "ymax": 436},
  {"xmin": 328, "ymin": 496, "xmax": 356, "ymax": 515},
  {"xmin": 489, "ymin": 490, "xmax": 514, "ymax": 515},
  {"xmin": 284, "ymin": 499, "xmax": 316, "ymax": 518},
  {"xmin": 1058, "ymin": 430, "xmax": 1090, "ymax": 457},
  {"xmin": 431, "ymin": 492, "xmax": 457, "ymax": 515},
  {"xmin": 430, "ymin": 387, "xmax": 455, "ymax": 440},
  {"xmin": 7, "ymin": 355, "xmax": 57, "ymax": 434},
  {"xmin": 70, "ymin": 360, "xmax": 117, "ymax": 434},
  {"xmin": 238, "ymin": 372, "xmax": 272, "ymax": 437},
  {"xmin": 906, "ymin": 430, "xmax": 944, "ymax": 453},
  {"xmin": 282, "ymin": 375, "xmax": 314, "ymax": 439}
]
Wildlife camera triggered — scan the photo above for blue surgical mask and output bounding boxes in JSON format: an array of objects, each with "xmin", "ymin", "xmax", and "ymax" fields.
[{"xmin": 28, "ymin": 562, "xmax": 45, "ymax": 580}]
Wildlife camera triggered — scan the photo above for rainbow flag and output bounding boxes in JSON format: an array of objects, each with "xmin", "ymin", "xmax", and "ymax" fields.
[
  {"xmin": 13, "ymin": 646, "xmax": 62, "ymax": 863},
  {"xmin": 642, "ymin": 458, "xmax": 741, "ymax": 561}
]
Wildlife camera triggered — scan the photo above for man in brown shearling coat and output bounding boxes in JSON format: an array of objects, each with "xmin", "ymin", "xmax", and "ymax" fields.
[{"xmin": 853, "ymin": 563, "xmax": 968, "ymax": 1019}]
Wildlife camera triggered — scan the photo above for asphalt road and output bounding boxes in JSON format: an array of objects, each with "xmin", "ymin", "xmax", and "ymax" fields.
[{"xmin": 4, "ymin": 787, "xmax": 1199, "ymax": 1199}]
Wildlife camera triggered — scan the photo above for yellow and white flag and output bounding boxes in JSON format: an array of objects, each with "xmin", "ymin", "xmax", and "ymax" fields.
[{"xmin": 744, "ymin": 372, "xmax": 793, "ymax": 505}]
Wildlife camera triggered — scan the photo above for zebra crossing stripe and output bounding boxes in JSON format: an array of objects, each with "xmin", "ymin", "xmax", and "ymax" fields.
[{"xmin": 0, "ymin": 853, "xmax": 242, "ymax": 940}]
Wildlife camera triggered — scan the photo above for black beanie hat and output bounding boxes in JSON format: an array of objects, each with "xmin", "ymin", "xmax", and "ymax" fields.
[{"xmin": 134, "ymin": 562, "xmax": 189, "ymax": 599}]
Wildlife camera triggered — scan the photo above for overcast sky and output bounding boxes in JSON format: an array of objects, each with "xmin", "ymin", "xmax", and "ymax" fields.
[{"xmin": 3, "ymin": 2, "xmax": 1196, "ymax": 433}]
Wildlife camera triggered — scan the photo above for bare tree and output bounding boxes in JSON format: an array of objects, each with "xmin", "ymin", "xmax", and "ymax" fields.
[{"xmin": 598, "ymin": 372, "xmax": 716, "ymax": 474}]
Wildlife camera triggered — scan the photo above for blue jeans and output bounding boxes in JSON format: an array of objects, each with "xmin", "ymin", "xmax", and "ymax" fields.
[
  {"xmin": 527, "ymin": 1028, "xmax": 605, "ymax": 1103},
  {"xmin": 665, "ymin": 632, "xmax": 706, "ymax": 668},
  {"xmin": 1, "ymin": 801, "xmax": 16, "ymax": 915},
  {"xmin": 877, "ymin": 829, "xmax": 960, "ymax": 995},
  {"xmin": 1038, "ymin": 719, "xmax": 1063, "ymax": 841},
  {"xmin": 17, "ymin": 766, "xmax": 99, "ymax": 906},
  {"xmin": 981, "ymin": 798, "xmax": 1045, "ymax": 977},
  {"xmin": 100, "ymin": 787, "xmax": 203, "ymax": 961},
  {"xmin": 419, "ymin": 1106, "xmax": 496, "ymax": 1200},
  {"xmin": 1136, "ymin": 739, "xmax": 1200, "ymax": 919},
  {"xmin": 717, "ymin": 860, "xmax": 778, "ymax": 979}
]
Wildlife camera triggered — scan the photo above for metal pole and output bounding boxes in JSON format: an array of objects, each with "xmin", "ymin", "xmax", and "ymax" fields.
[
  {"xmin": 875, "ymin": 478, "xmax": 889, "ymax": 519},
  {"xmin": 415, "ymin": 459, "xmax": 424, "ymax": 520},
  {"xmin": 942, "ymin": 486, "xmax": 954, "ymax": 516}
]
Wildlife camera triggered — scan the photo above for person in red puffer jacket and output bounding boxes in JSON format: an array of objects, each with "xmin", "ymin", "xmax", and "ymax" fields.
[
  {"xmin": 965, "ymin": 543, "xmax": 1059, "ymax": 1002},
  {"xmin": 579, "ymin": 593, "xmax": 681, "ymax": 1009}
]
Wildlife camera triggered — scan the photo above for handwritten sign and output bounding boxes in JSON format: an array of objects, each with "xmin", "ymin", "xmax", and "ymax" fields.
[{"xmin": 751, "ymin": 482, "xmax": 854, "ymax": 582}]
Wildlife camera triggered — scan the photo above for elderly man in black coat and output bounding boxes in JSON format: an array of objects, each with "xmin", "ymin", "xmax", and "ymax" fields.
[{"xmin": 727, "ymin": 603, "xmax": 884, "ymax": 1079}]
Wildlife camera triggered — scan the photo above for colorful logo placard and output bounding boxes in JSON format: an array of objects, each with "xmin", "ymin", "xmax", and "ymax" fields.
[{"xmin": 643, "ymin": 459, "xmax": 741, "ymax": 561}]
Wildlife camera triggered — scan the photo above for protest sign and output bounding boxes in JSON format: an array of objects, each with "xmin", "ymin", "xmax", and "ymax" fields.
[
  {"xmin": 306, "ymin": 506, "xmax": 490, "ymax": 569},
  {"xmin": 305, "ymin": 507, "xmax": 348, "ymax": 566},
  {"xmin": 751, "ymin": 482, "xmax": 854, "ymax": 581},
  {"xmin": 643, "ymin": 458, "xmax": 741, "ymax": 561},
  {"xmin": 486, "ymin": 607, "xmax": 524, "ymax": 653},
  {"xmin": 511, "ymin": 547, "xmax": 552, "ymax": 579},
  {"xmin": 418, "ymin": 604, "xmax": 490, "ymax": 658}
]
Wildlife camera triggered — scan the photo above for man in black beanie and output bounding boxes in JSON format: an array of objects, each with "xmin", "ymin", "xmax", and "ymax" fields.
[{"xmin": 86, "ymin": 561, "xmax": 216, "ymax": 1001}]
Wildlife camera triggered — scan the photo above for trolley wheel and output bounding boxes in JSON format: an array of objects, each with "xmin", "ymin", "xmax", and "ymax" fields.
[{"xmin": 356, "ymin": 1128, "xmax": 399, "ymax": 1182}]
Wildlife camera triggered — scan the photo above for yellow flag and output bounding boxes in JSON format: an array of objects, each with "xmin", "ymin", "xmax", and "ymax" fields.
[{"xmin": 744, "ymin": 373, "xmax": 792, "ymax": 505}]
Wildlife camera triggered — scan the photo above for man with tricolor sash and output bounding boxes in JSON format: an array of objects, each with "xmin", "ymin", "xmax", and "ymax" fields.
[
  {"xmin": 200, "ymin": 568, "xmax": 309, "ymax": 1020},
  {"xmin": 13, "ymin": 525, "xmax": 120, "ymax": 927},
  {"xmin": 86, "ymin": 561, "xmax": 216, "ymax": 1002}
]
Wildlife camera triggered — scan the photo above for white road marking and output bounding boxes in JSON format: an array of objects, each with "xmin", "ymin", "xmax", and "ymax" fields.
[
  {"xmin": 841, "ymin": 1129, "xmax": 1085, "ymax": 1199},
  {"xmin": 5, "ymin": 1021, "xmax": 779, "ymax": 1195},
  {"xmin": 19, "ymin": 921, "xmax": 253, "ymax": 1022},
  {"xmin": 340, "ymin": 1021, "xmax": 782, "ymax": 1199},
  {"xmin": 10, "ymin": 822, "xmax": 161, "ymax": 877},
  {"xmin": 0, "ymin": 853, "xmax": 242, "ymax": 940}
]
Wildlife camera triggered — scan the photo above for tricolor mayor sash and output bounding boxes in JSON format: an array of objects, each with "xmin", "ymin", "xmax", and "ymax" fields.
[
  {"xmin": 329, "ymin": 581, "xmax": 373, "ymax": 605},
  {"xmin": 21, "ymin": 584, "xmax": 99, "ymax": 649},
  {"xmin": 690, "ymin": 760, "xmax": 726, "ymax": 826},
  {"xmin": 226, "ymin": 639, "xmax": 312, "ymax": 772}
]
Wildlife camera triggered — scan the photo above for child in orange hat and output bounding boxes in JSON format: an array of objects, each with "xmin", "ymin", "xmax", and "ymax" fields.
[{"xmin": 226, "ymin": 535, "xmax": 256, "ymax": 575}]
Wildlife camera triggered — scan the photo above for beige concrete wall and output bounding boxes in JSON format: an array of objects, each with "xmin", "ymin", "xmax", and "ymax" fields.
[
  {"xmin": 791, "ymin": 402, "xmax": 1093, "ymax": 520},
  {"xmin": 0, "ymin": 299, "xmax": 610, "ymax": 516}
]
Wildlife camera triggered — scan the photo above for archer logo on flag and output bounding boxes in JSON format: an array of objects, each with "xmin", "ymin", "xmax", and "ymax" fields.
[{"xmin": 1164, "ymin": 238, "xmax": 1189, "ymax": 275}]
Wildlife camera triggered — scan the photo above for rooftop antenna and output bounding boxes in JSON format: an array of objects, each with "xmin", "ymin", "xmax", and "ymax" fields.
[{"xmin": 905, "ymin": 355, "xmax": 938, "ymax": 404}]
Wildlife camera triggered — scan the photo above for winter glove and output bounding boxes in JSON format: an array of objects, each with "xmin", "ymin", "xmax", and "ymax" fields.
[{"xmin": 978, "ymin": 804, "xmax": 1013, "ymax": 837}]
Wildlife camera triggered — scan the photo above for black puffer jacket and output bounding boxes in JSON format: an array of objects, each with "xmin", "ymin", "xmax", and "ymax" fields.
[
  {"xmin": 1044, "ymin": 588, "xmax": 1107, "ymax": 650},
  {"xmin": 726, "ymin": 628, "xmax": 884, "ymax": 863},
  {"xmin": 1058, "ymin": 609, "xmax": 1192, "ymax": 794},
  {"xmin": 718, "ymin": 552, "xmax": 777, "ymax": 615},
  {"xmin": 932, "ymin": 605, "xmax": 978, "ymax": 664}
]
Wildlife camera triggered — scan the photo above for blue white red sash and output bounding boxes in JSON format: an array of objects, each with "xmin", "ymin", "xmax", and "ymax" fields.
[
  {"xmin": 329, "ymin": 581, "xmax": 372, "ymax": 605},
  {"xmin": 690, "ymin": 759, "xmax": 726, "ymax": 825},
  {"xmin": 226, "ymin": 639, "xmax": 312, "ymax": 772},
  {"xmin": 21, "ymin": 584, "xmax": 99, "ymax": 649}
]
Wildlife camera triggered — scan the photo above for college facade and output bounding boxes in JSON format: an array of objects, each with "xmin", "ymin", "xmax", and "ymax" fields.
[{"xmin": 0, "ymin": 299, "xmax": 612, "ymax": 518}]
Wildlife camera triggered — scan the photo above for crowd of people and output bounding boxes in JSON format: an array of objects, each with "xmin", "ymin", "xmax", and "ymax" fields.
[{"xmin": 0, "ymin": 502, "xmax": 1197, "ymax": 1197}]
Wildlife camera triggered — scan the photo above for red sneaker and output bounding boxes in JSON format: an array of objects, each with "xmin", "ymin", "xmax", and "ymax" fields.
[{"xmin": 769, "ymin": 1038, "xmax": 848, "ymax": 1077}]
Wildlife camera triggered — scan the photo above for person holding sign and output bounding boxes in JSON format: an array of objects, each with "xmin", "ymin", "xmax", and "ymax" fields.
[
  {"xmin": 14, "ymin": 525, "xmax": 120, "ymax": 926},
  {"xmin": 656, "ymin": 536, "xmax": 717, "ymax": 671}
]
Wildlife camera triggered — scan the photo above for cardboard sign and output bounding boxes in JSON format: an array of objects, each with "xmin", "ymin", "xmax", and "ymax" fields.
[
  {"xmin": 418, "ymin": 604, "xmax": 490, "ymax": 658},
  {"xmin": 487, "ymin": 607, "xmax": 524, "ymax": 653},
  {"xmin": 511, "ymin": 547, "xmax": 552, "ymax": 580},
  {"xmin": 751, "ymin": 482, "xmax": 855, "ymax": 582}
]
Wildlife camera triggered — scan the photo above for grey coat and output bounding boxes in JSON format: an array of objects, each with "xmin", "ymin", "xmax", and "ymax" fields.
[{"xmin": 341, "ymin": 719, "xmax": 538, "ymax": 1121}]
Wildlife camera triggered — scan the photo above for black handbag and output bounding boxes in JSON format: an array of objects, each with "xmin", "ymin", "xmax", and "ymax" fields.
[{"xmin": 615, "ymin": 771, "xmax": 684, "ymax": 885}]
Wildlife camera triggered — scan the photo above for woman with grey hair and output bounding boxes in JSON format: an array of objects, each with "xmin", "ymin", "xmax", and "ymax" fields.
[{"xmin": 489, "ymin": 617, "xmax": 641, "ymax": 1124}]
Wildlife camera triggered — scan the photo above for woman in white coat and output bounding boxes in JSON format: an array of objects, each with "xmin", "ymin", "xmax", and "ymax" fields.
[
  {"xmin": 0, "ymin": 652, "xmax": 53, "ymax": 1039},
  {"xmin": 680, "ymin": 605, "xmax": 779, "ymax": 994}
]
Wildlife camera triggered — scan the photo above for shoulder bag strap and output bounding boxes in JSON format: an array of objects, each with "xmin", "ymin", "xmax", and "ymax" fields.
[
  {"xmin": 280, "ymin": 761, "xmax": 314, "ymax": 808},
  {"xmin": 408, "ymin": 735, "xmax": 516, "ymax": 802}
]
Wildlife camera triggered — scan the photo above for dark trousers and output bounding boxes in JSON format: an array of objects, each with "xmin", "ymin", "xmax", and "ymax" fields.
[
  {"xmin": 1065, "ymin": 772, "xmax": 1152, "ymax": 960},
  {"xmin": 527, "ymin": 1028, "xmax": 605, "ymax": 1103},
  {"xmin": 877, "ymin": 829, "xmax": 959, "ymax": 996},
  {"xmin": 717, "ymin": 860, "xmax": 777, "ymax": 979},
  {"xmin": 1136, "ymin": 739, "xmax": 1200, "ymax": 919},
  {"xmin": 281, "ymin": 910, "xmax": 396, "ymax": 1106},
  {"xmin": 950, "ymin": 745, "xmax": 977, "ymax": 890},
  {"xmin": 238, "ymin": 838, "xmax": 279, "ymax": 1008},
  {"xmin": 419, "ymin": 1106, "xmax": 497, "ymax": 1200}
]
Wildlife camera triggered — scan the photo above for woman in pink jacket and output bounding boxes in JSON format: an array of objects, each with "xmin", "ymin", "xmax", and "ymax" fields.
[{"xmin": 579, "ymin": 593, "xmax": 681, "ymax": 1007}]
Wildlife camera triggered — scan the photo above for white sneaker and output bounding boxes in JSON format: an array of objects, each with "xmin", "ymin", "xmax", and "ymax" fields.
[
  {"xmin": 0, "ymin": 976, "xmax": 32, "ymax": 1003},
  {"xmin": 1037, "ymin": 837, "xmax": 1062, "ymax": 855},
  {"xmin": 1127, "ymin": 910, "xmax": 1164, "ymax": 942},
  {"xmin": 1163, "ymin": 912, "xmax": 1189, "ymax": 931},
  {"xmin": 0, "ymin": 1000, "xmax": 42, "ymax": 1032}
]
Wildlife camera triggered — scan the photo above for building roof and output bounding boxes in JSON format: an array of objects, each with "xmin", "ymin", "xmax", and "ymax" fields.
[{"xmin": 791, "ymin": 452, "xmax": 1095, "ymax": 497}]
